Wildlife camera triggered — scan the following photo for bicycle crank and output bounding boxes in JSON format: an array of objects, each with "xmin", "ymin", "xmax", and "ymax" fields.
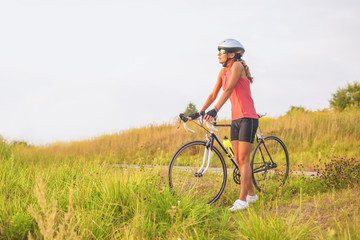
[{"xmin": 233, "ymin": 168, "xmax": 241, "ymax": 185}]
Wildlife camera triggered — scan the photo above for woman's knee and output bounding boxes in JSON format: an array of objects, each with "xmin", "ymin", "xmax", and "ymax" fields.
[{"xmin": 236, "ymin": 155, "xmax": 250, "ymax": 165}]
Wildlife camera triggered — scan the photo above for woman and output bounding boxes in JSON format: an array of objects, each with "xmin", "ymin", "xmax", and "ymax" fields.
[{"xmin": 190, "ymin": 39, "xmax": 258, "ymax": 211}]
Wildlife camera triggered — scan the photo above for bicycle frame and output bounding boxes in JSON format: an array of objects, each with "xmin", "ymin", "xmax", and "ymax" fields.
[
  {"xmin": 252, "ymin": 128, "xmax": 279, "ymax": 173},
  {"xmin": 195, "ymin": 131, "xmax": 238, "ymax": 177},
  {"xmin": 172, "ymin": 114, "xmax": 289, "ymax": 199},
  {"xmin": 185, "ymin": 118, "xmax": 278, "ymax": 177},
  {"xmin": 190, "ymin": 120, "xmax": 239, "ymax": 176}
]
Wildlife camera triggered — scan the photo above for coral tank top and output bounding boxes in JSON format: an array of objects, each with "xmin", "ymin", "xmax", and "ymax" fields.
[{"xmin": 222, "ymin": 68, "xmax": 258, "ymax": 120}]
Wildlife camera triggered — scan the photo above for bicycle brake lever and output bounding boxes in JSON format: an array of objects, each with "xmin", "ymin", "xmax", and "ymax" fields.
[
  {"xmin": 198, "ymin": 111, "xmax": 205, "ymax": 126},
  {"xmin": 199, "ymin": 118, "xmax": 204, "ymax": 127}
]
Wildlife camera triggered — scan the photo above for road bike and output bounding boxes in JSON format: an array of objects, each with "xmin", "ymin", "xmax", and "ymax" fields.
[{"xmin": 168, "ymin": 114, "xmax": 289, "ymax": 204}]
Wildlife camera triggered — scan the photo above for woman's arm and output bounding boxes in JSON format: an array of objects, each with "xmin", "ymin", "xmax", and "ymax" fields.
[
  {"xmin": 202, "ymin": 62, "xmax": 243, "ymax": 121},
  {"xmin": 214, "ymin": 61, "xmax": 243, "ymax": 111},
  {"xmin": 200, "ymin": 68, "xmax": 225, "ymax": 112}
]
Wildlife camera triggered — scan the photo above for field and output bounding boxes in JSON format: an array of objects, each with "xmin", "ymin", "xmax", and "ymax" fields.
[{"xmin": 1, "ymin": 109, "xmax": 359, "ymax": 239}]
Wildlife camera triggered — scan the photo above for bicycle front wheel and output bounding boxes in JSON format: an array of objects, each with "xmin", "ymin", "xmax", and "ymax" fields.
[
  {"xmin": 251, "ymin": 136, "xmax": 289, "ymax": 193},
  {"xmin": 168, "ymin": 141, "xmax": 227, "ymax": 204}
]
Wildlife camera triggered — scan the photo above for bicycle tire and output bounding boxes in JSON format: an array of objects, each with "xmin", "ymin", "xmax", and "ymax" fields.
[
  {"xmin": 168, "ymin": 141, "xmax": 227, "ymax": 204},
  {"xmin": 251, "ymin": 136, "xmax": 289, "ymax": 192}
]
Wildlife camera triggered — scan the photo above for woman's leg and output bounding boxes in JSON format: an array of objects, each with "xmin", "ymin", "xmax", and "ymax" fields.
[{"xmin": 232, "ymin": 140, "xmax": 255, "ymax": 201}]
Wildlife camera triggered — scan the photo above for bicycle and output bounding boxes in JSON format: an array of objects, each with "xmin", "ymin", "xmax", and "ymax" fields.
[{"xmin": 168, "ymin": 113, "xmax": 289, "ymax": 204}]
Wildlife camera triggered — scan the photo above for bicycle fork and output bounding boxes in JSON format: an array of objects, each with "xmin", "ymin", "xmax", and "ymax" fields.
[{"xmin": 195, "ymin": 135, "xmax": 214, "ymax": 177}]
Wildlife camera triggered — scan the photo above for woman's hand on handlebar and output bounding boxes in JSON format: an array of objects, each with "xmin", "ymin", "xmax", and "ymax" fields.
[
  {"xmin": 188, "ymin": 111, "xmax": 207, "ymax": 121},
  {"xmin": 204, "ymin": 109, "xmax": 217, "ymax": 122},
  {"xmin": 188, "ymin": 112, "xmax": 200, "ymax": 120}
]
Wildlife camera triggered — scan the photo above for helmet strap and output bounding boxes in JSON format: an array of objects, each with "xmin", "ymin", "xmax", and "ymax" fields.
[
  {"xmin": 222, "ymin": 54, "xmax": 235, "ymax": 68},
  {"xmin": 222, "ymin": 58, "xmax": 229, "ymax": 68}
]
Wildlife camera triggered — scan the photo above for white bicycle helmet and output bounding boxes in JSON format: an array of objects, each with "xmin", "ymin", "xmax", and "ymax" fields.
[{"xmin": 218, "ymin": 39, "xmax": 245, "ymax": 56}]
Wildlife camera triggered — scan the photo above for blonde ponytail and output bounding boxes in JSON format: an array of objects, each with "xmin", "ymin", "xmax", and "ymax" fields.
[{"xmin": 240, "ymin": 59, "xmax": 254, "ymax": 83}]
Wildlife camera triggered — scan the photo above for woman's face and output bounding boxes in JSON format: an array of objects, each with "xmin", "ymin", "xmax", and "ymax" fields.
[{"xmin": 218, "ymin": 50, "xmax": 235, "ymax": 64}]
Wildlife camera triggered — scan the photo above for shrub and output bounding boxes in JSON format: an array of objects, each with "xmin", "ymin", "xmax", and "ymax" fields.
[
  {"xmin": 183, "ymin": 102, "xmax": 198, "ymax": 116},
  {"xmin": 315, "ymin": 157, "xmax": 360, "ymax": 189},
  {"xmin": 286, "ymin": 106, "xmax": 306, "ymax": 115},
  {"xmin": 329, "ymin": 81, "xmax": 360, "ymax": 111}
]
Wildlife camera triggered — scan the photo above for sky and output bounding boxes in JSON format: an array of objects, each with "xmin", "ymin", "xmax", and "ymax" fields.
[{"xmin": 1, "ymin": 0, "xmax": 359, "ymax": 145}]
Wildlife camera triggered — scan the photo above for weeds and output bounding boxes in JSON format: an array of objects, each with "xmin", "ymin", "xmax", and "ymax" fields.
[
  {"xmin": 27, "ymin": 178, "xmax": 81, "ymax": 239},
  {"xmin": 316, "ymin": 157, "xmax": 360, "ymax": 189},
  {"xmin": 28, "ymin": 179, "xmax": 57, "ymax": 239},
  {"xmin": 280, "ymin": 156, "xmax": 360, "ymax": 200},
  {"xmin": 233, "ymin": 202, "xmax": 319, "ymax": 239},
  {"xmin": 1, "ymin": 152, "xmax": 359, "ymax": 239}
]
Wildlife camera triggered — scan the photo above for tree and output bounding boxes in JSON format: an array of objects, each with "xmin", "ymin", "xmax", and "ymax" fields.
[
  {"xmin": 286, "ymin": 106, "xmax": 306, "ymax": 115},
  {"xmin": 329, "ymin": 82, "xmax": 360, "ymax": 111},
  {"xmin": 184, "ymin": 102, "xmax": 198, "ymax": 116}
]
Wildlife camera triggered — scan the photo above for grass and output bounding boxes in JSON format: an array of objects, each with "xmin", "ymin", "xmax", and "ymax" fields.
[
  {"xmin": 1, "ymin": 109, "xmax": 359, "ymax": 239},
  {"xmin": 9, "ymin": 109, "xmax": 360, "ymax": 170},
  {"xmin": 1, "ymin": 141, "xmax": 360, "ymax": 239}
]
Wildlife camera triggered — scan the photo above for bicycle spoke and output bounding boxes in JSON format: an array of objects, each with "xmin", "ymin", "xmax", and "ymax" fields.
[{"xmin": 169, "ymin": 141, "xmax": 227, "ymax": 204}]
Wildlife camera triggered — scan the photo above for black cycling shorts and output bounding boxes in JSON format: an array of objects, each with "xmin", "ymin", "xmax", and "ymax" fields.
[{"xmin": 230, "ymin": 118, "xmax": 259, "ymax": 143}]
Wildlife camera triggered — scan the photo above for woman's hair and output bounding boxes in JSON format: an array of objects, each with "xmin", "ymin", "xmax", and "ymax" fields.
[
  {"xmin": 235, "ymin": 53, "xmax": 254, "ymax": 83},
  {"xmin": 239, "ymin": 59, "xmax": 254, "ymax": 83},
  {"xmin": 225, "ymin": 54, "xmax": 254, "ymax": 84}
]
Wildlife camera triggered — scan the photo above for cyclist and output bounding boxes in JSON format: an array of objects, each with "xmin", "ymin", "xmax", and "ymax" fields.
[{"xmin": 189, "ymin": 39, "xmax": 258, "ymax": 211}]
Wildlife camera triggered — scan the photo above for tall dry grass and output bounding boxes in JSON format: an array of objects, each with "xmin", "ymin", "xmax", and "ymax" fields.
[{"xmin": 11, "ymin": 109, "xmax": 360, "ymax": 169}]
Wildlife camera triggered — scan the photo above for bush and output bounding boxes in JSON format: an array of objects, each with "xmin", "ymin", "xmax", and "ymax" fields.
[
  {"xmin": 282, "ymin": 156, "xmax": 360, "ymax": 198},
  {"xmin": 329, "ymin": 82, "xmax": 360, "ymax": 111},
  {"xmin": 183, "ymin": 102, "xmax": 198, "ymax": 116},
  {"xmin": 315, "ymin": 157, "xmax": 360, "ymax": 189},
  {"xmin": 286, "ymin": 105, "xmax": 306, "ymax": 115}
]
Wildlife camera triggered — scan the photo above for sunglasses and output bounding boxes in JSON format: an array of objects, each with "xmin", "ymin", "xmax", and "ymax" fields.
[{"xmin": 218, "ymin": 49, "xmax": 227, "ymax": 55}]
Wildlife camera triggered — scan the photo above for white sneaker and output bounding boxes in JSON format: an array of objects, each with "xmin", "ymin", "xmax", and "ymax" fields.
[
  {"xmin": 246, "ymin": 195, "xmax": 258, "ymax": 204},
  {"xmin": 229, "ymin": 199, "xmax": 249, "ymax": 212}
]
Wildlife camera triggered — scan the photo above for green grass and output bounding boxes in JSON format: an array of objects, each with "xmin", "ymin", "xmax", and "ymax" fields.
[
  {"xmin": 1, "ymin": 140, "xmax": 360, "ymax": 239},
  {"xmin": 1, "ymin": 109, "xmax": 360, "ymax": 239}
]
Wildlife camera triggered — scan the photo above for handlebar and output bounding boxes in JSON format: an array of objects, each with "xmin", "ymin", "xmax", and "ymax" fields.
[
  {"xmin": 178, "ymin": 112, "xmax": 265, "ymax": 133},
  {"xmin": 184, "ymin": 122, "xmax": 196, "ymax": 133},
  {"xmin": 178, "ymin": 113, "xmax": 219, "ymax": 133},
  {"xmin": 205, "ymin": 121, "xmax": 219, "ymax": 132}
]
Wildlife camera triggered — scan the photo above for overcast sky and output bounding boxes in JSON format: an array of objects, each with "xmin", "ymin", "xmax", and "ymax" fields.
[{"xmin": 1, "ymin": 0, "xmax": 359, "ymax": 145}]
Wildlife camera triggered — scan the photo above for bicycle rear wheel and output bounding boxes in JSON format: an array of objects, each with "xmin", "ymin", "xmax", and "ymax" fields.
[
  {"xmin": 168, "ymin": 141, "xmax": 227, "ymax": 204},
  {"xmin": 251, "ymin": 136, "xmax": 289, "ymax": 192}
]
